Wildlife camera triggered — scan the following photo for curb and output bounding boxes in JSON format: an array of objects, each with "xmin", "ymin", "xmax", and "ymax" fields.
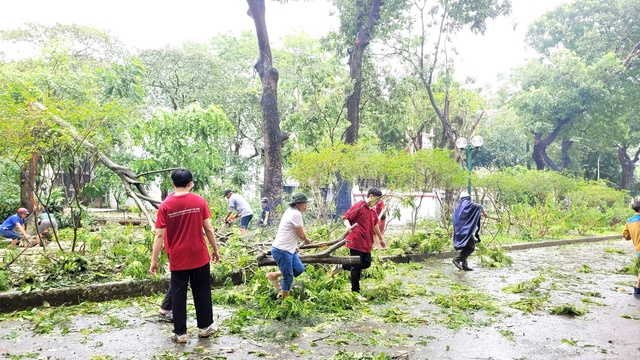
[
  {"xmin": 0, "ymin": 235, "xmax": 620, "ymax": 313},
  {"xmin": 380, "ymin": 234, "xmax": 621, "ymax": 263},
  {"xmin": 0, "ymin": 272, "xmax": 243, "ymax": 314}
]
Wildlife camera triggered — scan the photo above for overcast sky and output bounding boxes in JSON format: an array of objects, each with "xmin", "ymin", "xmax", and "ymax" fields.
[{"xmin": 1, "ymin": 0, "xmax": 568, "ymax": 87}]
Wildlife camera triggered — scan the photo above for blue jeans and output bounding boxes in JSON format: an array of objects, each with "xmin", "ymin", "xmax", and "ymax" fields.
[
  {"xmin": 0, "ymin": 229, "xmax": 21, "ymax": 240},
  {"xmin": 271, "ymin": 246, "xmax": 305, "ymax": 291}
]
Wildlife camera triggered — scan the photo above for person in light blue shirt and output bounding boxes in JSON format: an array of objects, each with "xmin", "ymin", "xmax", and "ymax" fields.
[
  {"xmin": 1, "ymin": 208, "xmax": 30, "ymax": 247},
  {"xmin": 223, "ymin": 190, "xmax": 253, "ymax": 236}
]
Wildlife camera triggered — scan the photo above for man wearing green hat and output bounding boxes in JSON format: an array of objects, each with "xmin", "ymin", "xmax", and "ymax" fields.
[{"xmin": 266, "ymin": 192, "xmax": 321, "ymax": 301}]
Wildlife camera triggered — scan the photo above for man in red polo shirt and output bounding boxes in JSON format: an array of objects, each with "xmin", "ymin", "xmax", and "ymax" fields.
[
  {"xmin": 150, "ymin": 169, "xmax": 220, "ymax": 343},
  {"xmin": 331, "ymin": 188, "xmax": 385, "ymax": 301}
]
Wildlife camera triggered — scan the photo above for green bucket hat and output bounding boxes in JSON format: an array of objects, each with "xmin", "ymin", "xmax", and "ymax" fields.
[{"xmin": 289, "ymin": 192, "xmax": 309, "ymax": 205}]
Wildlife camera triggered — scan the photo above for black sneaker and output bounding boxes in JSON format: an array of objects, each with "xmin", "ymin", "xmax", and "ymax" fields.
[
  {"xmin": 462, "ymin": 266, "xmax": 474, "ymax": 271},
  {"xmin": 452, "ymin": 259, "xmax": 463, "ymax": 270},
  {"xmin": 158, "ymin": 310, "xmax": 173, "ymax": 323}
]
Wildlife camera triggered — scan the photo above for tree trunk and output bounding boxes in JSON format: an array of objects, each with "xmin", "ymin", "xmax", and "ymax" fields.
[
  {"xmin": 531, "ymin": 117, "xmax": 572, "ymax": 171},
  {"xmin": 336, "ymin": 0, "xmax": 382, "ymax": 216},
  {"xmin": 19, "ymin": 154, "xmax": 38, "ymax": 213},
  {"xmin": 618, "ymin": 145, "xmax": 640, "ymax": 190},
  {"xmin": 247, "ymin": 0, "xmax": 286, "ymax": 208},
  {"xmin": 560, "ymin": 138, "xmax": 573, "ymax": 169}
]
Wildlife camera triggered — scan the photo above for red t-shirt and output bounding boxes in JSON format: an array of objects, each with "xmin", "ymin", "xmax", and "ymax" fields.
[
  {"xmin": 375, "ymin": 200, "xmax": 385, "ymax": 216},
  {"xmin": 156, "ymin": 193, "xmax": 211, "ymax": 271},
  {"xmin": 343, "ymin": 200, "xmax": 379, "ymax": 253}
]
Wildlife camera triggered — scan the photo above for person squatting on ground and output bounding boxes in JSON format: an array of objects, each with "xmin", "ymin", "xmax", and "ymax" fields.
[
  {"xmin": 224, "ymin": 189, "xmax": 253, "ymax": 236},
  {"xmin": 150, "ymin": 169, "xmax": 221, "ymax": 343},
  {"xmin": 259, "ymin": 197, "xmax": 272, "ymax": 227},
  {"xmin": 265, "ymin": 193, "xmax": 323, "ymax": 301},
  {"xmin": 452, "ymin": 191, "xmax": 487, "ymax": 271},
  {"xmin": 36, "ymin": 209, "xmax": 58, "ymax": 247},
  {"xmin": 1, "ymin": 208, "xmax": 30, "ymax": 248},
  {"xmin": 622, "ymin": 201, "xmax": 640, "ymax": 299},
  {"xmin": 331, "ymin": 188, "xmax": 386, "ymax": 301}
]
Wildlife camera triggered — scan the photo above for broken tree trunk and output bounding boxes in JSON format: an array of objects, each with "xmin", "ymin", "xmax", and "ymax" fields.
[
  {"xmin": 31, "ymin": 102, "xmax": 161, "ymax": 230},
  {"xmin": 256, "ymin": 225, "xmax": 361, "ymax": 266}
]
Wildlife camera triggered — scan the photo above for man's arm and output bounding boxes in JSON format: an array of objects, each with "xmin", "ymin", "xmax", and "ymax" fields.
[
  {"xmin": 295, "ymin": 226, "xmax": 311, "ymax": 245},
  {"xmin": 373, "ymin": 222, "xmax": 385, "ymax": 248},
  {"xmin": 149, "ymin": 228, "xmax": 165, "ymax": 275},
  {"xmin": 14, "ymin": 223, "xmax": 29, "ymax": 239},
  {"xmin": 203, "ymin": 218, "xmax": 220, "ymax": 263},
  {"xmin": 263, "ymin": 211, "xmax": 270, "ymax": 226},
  {"xmin": 623, "ymin": 224, "xmax": 631, "ymax": 240}
]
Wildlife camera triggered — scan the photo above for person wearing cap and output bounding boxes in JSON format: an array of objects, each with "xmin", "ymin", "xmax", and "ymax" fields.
[
  {"xmin": 266, "ymin": 192, "xmax": 321, "ymax": 301},
  {"xmin": 258, "ymin": 197, "xmax": 272, "ymax": 227},
  {"xmin": 331, "ymin": 188, "xmax": 386, "ymax": 301},
  {"xmin": 0, "ymin": 208, "xmax": 31, "ymax": 248},
  {"xmin": 452, "ymin": 191, "xmax": 487, "ymax": 271},
  {"xmin": 223, "ymin": 190, "xmax": 253, "ymax": 236}
]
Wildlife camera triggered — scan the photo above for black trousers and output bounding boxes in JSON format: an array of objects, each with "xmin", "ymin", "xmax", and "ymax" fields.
[
  {"xmin": 161, "ymin": 285, "xmax": 172, "ymax": 311},
  {"xmin": 453, "ymin": 241, "xmax": 476, "ymax": 265},
  {"xmin": 171, "ymin": 263, "xmax": 213, "ymax": 335},
  {"xmin": 342, "ymin": 249, "xmax": 372, "ymax": 293}
]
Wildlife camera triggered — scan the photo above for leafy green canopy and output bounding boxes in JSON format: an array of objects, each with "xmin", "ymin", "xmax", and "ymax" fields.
[{"xmin": 132, "ymin": 104, "xmax": 234, "ymax": 192}]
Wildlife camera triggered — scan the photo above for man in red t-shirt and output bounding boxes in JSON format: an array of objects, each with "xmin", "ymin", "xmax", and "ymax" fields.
[
  {"xmin": 150, "ymin": 169, "xmax": 220, "ymax": 343},
  {"xmin": 331, "ymin": 188, "xmax": 385, "ymax": 301}
]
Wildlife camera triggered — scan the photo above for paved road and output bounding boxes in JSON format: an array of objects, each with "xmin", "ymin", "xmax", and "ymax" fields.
[{"xmin": 1, "ymin": 239, "xmax": 638, "ymax": 359}]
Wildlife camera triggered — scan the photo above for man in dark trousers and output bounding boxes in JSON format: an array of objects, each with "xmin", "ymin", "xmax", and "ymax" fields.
[
  {"xmin": 150, "ymin": 169, "xmax": 220, "ymax": 343},
  {"xmin": 452, "ymin": 191, "xmax": 486, "ymax": 271},
  {"xmin": 331, "ymin": 188, "xmax": 385, "ymax": 301}
]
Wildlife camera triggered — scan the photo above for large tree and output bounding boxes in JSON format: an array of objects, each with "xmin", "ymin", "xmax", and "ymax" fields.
[
  {"xmin": 524, "ymin": 0, "xmax": 640, "ymax": 188},
  {"xmin": 246, "ymin": 0, "xmax": 288, "ymax": 207}
]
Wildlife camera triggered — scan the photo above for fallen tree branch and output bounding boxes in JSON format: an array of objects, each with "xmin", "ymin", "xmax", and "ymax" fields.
[
  {"xmin": 31, "ymin": 102, "xmax": 161, "ymax": 230},
  {"xmin": 256, "ymin": 225, "xmax": 361, "ymax": 266}
]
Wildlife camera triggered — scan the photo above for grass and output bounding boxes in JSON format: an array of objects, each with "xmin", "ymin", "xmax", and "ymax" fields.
[
  {"xmin": 549, "ymin": 304, "xmax": 587, "ymax": 317},
  {"xmin": 502, "ymin": 275, "xmax": 545, "ymax": 294}
]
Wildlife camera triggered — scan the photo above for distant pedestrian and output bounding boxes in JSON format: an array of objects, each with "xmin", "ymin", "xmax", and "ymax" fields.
[
  {"xmin": 150, "ymin": 169, "xmax": 220, "ymax": 343},
  {"xmin": 224, "ymin": 190, "xmax": 253, "ymax": 236},
  {"xmin": 259, "ymin": 197, "xmax": 272, "ymax": 227},
  {"xmin": 622, "ymin": 201, "xmax": 640, "ymax": 299},
  {"xmin": 1, "ymin": 208, "xmax": 30, "ymax": 248},
  {"xmin": 452, "ymin": 191, "xmax": 487, "ymax": 271},
  {"xmin": 331, "ymin": 188, "xmax": 385, "ymax": 301}
]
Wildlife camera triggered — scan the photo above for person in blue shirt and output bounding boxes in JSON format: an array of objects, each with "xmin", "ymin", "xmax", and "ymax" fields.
[
  {"xmin": 1, "ymin": 208, "xmax": 31, "ymax": 247},
  {"xmin": 259, "ymin": 197, "xmax": 272, "ymax": 227}
]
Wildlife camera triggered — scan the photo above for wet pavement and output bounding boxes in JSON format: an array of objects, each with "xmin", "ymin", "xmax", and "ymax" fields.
[{"xmin": 1, "ymin": 238, "xmax": 639, "ymax": 359}]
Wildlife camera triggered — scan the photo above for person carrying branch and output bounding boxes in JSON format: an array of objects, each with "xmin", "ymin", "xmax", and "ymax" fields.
[
  {"xmin": 452, "ymin": 191, "xmax": 487, "ymax": 271},
  {"xmin": 622, "ymin": 200, "xmax": 640, "ymax": 299},
  {"xmin": 1, "ymin": 208, "xmax": 30, "ymax": 248},
  {"xmin": 331, "ymin": 188, "xmax": 385, "ymax": 301},
  {"xmin": 265, "ymin": 192, "xmax": 314, "ymax": 301}
]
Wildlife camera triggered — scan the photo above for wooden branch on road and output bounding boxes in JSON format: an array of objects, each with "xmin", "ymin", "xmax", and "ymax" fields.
[{"xmin": 256, "ymin": 224, "xmax": 361, "ymax": 266}]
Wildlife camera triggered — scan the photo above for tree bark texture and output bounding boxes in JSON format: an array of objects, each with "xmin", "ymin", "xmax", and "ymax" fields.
[
  {"xmin": 247, "ymin": 0, "xmax": 285, "ymax": 208},
  {"xmin": 344, "ymin": 0, "xmax": 382, "ymax": 145}
]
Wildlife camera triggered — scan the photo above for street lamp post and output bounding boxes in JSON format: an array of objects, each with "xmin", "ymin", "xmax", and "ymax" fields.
[{"xmin": 456, "ymin": 136, "xmax": 484, "ymax": 196}]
